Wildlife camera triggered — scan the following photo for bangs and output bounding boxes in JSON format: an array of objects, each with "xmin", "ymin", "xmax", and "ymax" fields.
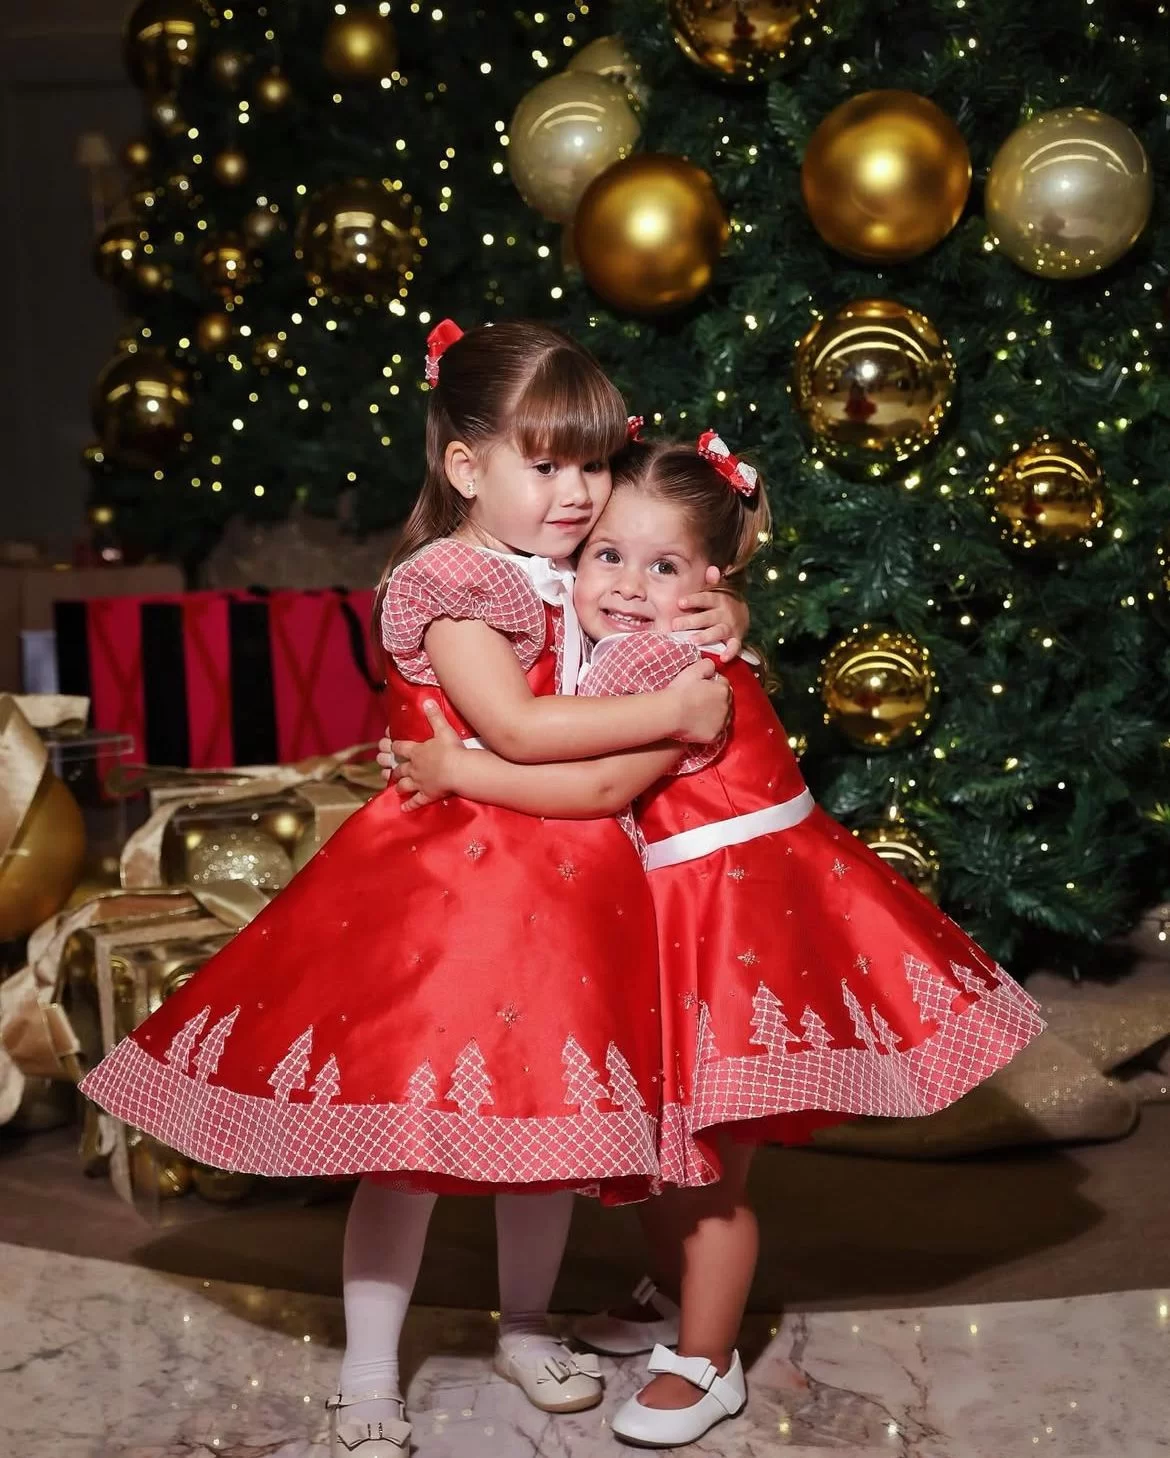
[{"xmin": 508, "ymin": 348, "xmax": 627, "ymax": 463}]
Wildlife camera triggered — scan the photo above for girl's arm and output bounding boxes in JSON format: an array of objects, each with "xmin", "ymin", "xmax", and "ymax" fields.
[
  {"xmin": 393, "ymin": 702, "xmax": 679, "ymax": 815},
  {"xmin": 424, "ymin": 617, "xmax": 728, "ymax": 765},
  {"xmin": 672, "ymin": 566, "xmax": 751, "ymax": 662}
]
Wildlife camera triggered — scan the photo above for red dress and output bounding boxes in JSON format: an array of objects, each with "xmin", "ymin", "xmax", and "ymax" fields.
[
  {"xmin": 80, "ymin": 542, "xmax": 663, "ymax": 1203},
  {"xmin": 580, "ymin": 634, "xmax": 1047, "ymax": 1188}
]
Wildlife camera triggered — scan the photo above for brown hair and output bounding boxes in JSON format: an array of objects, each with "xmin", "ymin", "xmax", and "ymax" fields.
[
  {"xmin": 374, "ymin": 321, "xmax": 628, "ymax": 635},
  {"xmin": 610, "ymin": 438, "xmax": 772, "ymax": 593}
]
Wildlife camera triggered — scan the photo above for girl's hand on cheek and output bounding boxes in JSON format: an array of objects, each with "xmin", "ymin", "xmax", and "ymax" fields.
[{"xmin": 672, "ymin": 565, "xmax": 749, "ymax": 662}]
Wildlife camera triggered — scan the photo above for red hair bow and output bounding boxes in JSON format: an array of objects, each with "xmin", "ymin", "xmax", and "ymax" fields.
[
  {"xmin": 626, "ymin": 415, "xmax": 645, "ymax": 441},
  {"xmin": 697, "ymin": 430, "xmax": 759, "ymax": 500},
  {"xmin": 424, "ymin": 319, "xmax": 464, "ymax": 385}
]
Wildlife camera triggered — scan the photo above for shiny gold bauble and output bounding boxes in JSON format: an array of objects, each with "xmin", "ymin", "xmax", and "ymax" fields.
[
  {"xmin": 191, "ymin": 1164, "xmax": 257, "ymax": 1202},
  {"xmin": 135, "ymin": 259, "xmax": 172, "ymax": 293},
  {"xmin": 243, "ymin": 204, "xmax": 284, "ymax": 247},
  {"xmin": 211, "ymin": 47, "xmax": 249, "ymax": 90},
  {"xmin": 195, "ymin": 310, "xmax": 234, "ymax": 351},
  {"xmin": 988, "ymin": 437, "xmax": 1107, "ymax": 550},
  {"xmin": 820, "ymin": 626, "xmax": 935, "ymax": 750},
  {"xmin": 322, "ymin": 9, "xmax": 398, "ymax": 79},
  {"xmin": 252, "ymin": 333, "xmax": 287, "ymax": 368},
  {"xmin": 255, "ymin": 68, "xmax": 291, "ymax": 110},
  {"xmin": 296, "ymin": 178, "xmax": 423, "ymax": 298},
  {"xmin": 574, "ymin": 153, "xmax": 728, "ymax": 314},
  {"xmin": 129, "ymin": 1137, "xmax": 193, "ymax": 1199},
  {"xmin": 669, "ymin": 0, "xmax": 821, "ymax": 83},
  {"xmin": 185, "ymin": 827, "xmax": 292, "ymax": 893},
  {"xmin": 196, "ymin": 233, "xmax": 254, "ymax": 297},
  {"xmin": 986, "ymin": 107, "xmax": 1152, "ymax": 279},
  {"xmin": 0, "ymin": 773, "xmax": 87, "ymax": 941},
  {"xmin": 149, "ymin": 94, "xmax": 186, "ymax": 136},
  {"xmin": 124, "ymin": 0, "xmax": 206, "ymax": 94},
  {"xmin": 566, "ymin": 34, "xmax": 648, "ymax": 107},
  {"xmin": 91, "ymin": 350, "xmax": 191, "ymax": 470},
  {"xmin": 123, "ymin": 137, "xmax": 153, "ymax": 171},
  {"xmin": 793, "ymin": 298, "xmax": 955, "ymax": 477},
  {"xmin": 256, "ymin": 807, "xmax": 306, "ymax": 846},
  {"xmin": 853, "ymin": 819, "xmax": 941, "ymax": 902},
  {"xmin": 508, "ymin": 72, "xmax": 640, "ymax": 223},
  {"xmin": 213, "ymin": 147, "xmax": 248, "ymax": 187},
  {"xmin": 94, "ymin": 220, "xmax": 145, "ymax": 289},
  {"xmin": 802, "ymin": 90, "xmax": 971, "ymax": 263}
]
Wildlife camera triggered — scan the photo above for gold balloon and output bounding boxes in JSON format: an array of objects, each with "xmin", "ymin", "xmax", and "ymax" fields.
[
  {"xmin": 296, "ymin": 178, "xmax": 423, "ymax": 298},
  {"xmin": 566, "ymin": 34, "xmax": 648, "ymax": 106},
  {"xmin": 793, "ymin": 299, "xmax": 955, "ymax": 476},
  {"xmin": 988, "ymin": 437, "xmax": 1106, "ymax": 550},
  {"xmin": 211, "ymin": 47, "xmax": 249, "ymax": 89},
  {"xmin": 986, "ymin": 107, "xmax": 1152, "ymax": 279},
  {"xmin": 123, "ymin": 137, "xmax": 153, "ymax": 171},
  {"xmin": 191, "ymin": 1165, "xmax": 258, "ymax": 1202},
  {"xmin": 195, "ymin": 310, "xmax": 233, "ymax": 351},
  {"xmin": 185, "ymin": 827, "xmax": 293, "ymax": 892},
  {"xmin": 94, "ymin": 220, "xmax": 145, "ymax": 289},
  {"xmin": 802, "ymin": 90, "xmax": 971, "ymax": 262},
  {"xmin": 322, "ymin": 9, "xmax": 398, "ymax": 79},
  {"xmin": 197, "ymin": 233, "xmax": 255, "ymax": 297},
  {"xmin": 134, "ymin": 258, "xmax": 172, "ymax": 293},
  {"xmin": 91, "ymin": 350, "xmax": 191, "ymax": 469},
  {"xmin": 853, "ymin": 820, "xmax": 941, "ymax": 902},
  {"xmin": 213, "ymin": 147, "xmax": 248, "ymax": 187},
  {"xmin": 574, "ymin": 153, "xmax": 728, "ymax": 314},
  {"xmin": 669, "ymin": 0, "xmax": 821, "ymax": 83},
  {"xmin": 243, "ymin": 204, "xmax": 284, "ymax": 246},
  {"xmin": 255, "ymin": 68, "xmax": 292, "ymax": 110},
  {"xmin": 820, "ymin": 626, "xmax": 934, "ymax": 750},
  {"xmin": 508, "ymin": 72, "xmax": 640, "ymax": 223},
  {"xmin": 0, "ymin": 773, "xmax": 86, "ymax": 941},
  {"xmin": 130, "ymin": 1137, "xmax": 193, "ymax": 1199},
  {"xmin": 150, "ymin": 94, "xmax": 186, "ymax": 136},
  {"xmin": 124, "ymin": 0, "xmax": 206, "ymax": 93}
]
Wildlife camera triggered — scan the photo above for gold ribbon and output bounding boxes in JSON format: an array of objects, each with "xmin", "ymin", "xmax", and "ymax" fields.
[
  {"xmin": 0, "ymin": 694, "xmax": 48, "ymax": 873},
  {"xmin": 9, "ymin": 694, "xmax": 90, "ymax": 732},
  {"xmin": 117, "ymin": 744, "xmax": 379, "ymax": 889}
]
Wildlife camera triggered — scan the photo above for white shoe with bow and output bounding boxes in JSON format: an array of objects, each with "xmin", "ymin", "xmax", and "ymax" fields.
[
  {"xmin": 610, "ymin": 1344, "xmax": 746, "ymax": 1448},
  {"xmin": 493, "ymin": 1337, "xmax": 603, "ymax": 1413},
  {"xmin": 572, "ymin": 1275, "xmax": 681, "ymax": 1357},
  {"xmin": 326, "ymin": 1390, "xmax": 412, "ymax": 1454}
]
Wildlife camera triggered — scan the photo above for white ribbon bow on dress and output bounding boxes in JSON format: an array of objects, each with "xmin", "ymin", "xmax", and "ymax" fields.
[{"xmin": 523, "ymin": 555, "xmax": 583, "ymax": 698}]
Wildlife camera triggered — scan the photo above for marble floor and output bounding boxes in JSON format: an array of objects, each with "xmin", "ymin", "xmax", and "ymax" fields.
[{"xmin": 2, "ymin": 1240, "xmax": 1166, "ymax": 1458}]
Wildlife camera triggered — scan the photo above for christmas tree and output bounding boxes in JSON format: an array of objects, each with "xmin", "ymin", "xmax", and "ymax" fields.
[{"xmin": 92, "ymin": 0, "xmax": 1170, "ymax": 971}]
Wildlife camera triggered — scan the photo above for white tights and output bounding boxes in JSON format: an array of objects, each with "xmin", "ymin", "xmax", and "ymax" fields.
[{"xmin": 337, "ymin": 1180, "xmax": 575, "ymax": 1423}]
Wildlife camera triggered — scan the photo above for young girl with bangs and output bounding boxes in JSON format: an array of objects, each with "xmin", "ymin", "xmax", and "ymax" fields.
[
  {"xmin": 390, "ymin": 430, "xmax": 1046, "ymax": 1448},
  {"xmin": 81, "ymin": 323, "xmax": 747, "ymax": 1454}
]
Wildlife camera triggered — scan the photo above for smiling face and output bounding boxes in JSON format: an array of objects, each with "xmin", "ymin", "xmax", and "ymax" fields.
[
  {"xmin": 447, "ymin": 437, "xmax": 612, "ymax": 559},
  {"xmin": 573, "ymin": 487, "xmax": 714, "ymax": 641}
]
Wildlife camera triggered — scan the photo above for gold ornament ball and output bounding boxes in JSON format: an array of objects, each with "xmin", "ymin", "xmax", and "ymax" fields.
[
  {"xmin": 820, "ymin": 626, "xmax": 935, "ymax": 750},
  {"xmin": 191, "ymin": 1165, "xmax": 258, "ymax": 1203},
  {"xmin": 986, "ymin": 107, "xmax": 1152, "ymax": 279},
  {"xmin": 255, "ymin": 68, "xmax": 292, "ymax": 110},
  {"xmin": 296, "ymin": 178, "xmax": 423, "ymax": 299},
  {"xmin": 566, "ymin": 34, "xmax": 648, "ymax": 107},
  {"xmin": 195, "ymin": 310, "xmax": 233, "ymax": 351},
  {"xmin": 123, "ymin": 137, "xmax": 153, "ymax": 171},
  {"xmin": 91, "ymin": 350, "xmax": 191, "ymax": 470},
  {"xmin": 322, "ymin": 9, "xmax": 398, "ymax": 79},
  {"xmin": 94, "ymin": 220, "xmax": 144, "ymax": 289},
  {"xmin": 669, "ymin": 0, "xmax": 821, "ymax": 84},
  {"xmin": 793, "ymin": 298, "xmax": 955, "ymax": 477},
  {"xmin": 243, "ymin": 204, "xmax": 284, "ymax": 247},
  {"xmin": 185, "ymin": 827, "xmax": 293, "ymax": 893},
  {"xmin": 124, "ymin": 0, "xmax": 206, "ymax": 94},
  {"xmin": 0, "ymin": 772, "xmax": 87, "ymax": 941},
  {"xmin": 257, "ymin": 807, "xmax": 305, "ymax": 846},
  {"xmin": 508, "ymin": 71, "xmax": 640, "ymax": 223},
  {"xmin": 129, "ymin": 1137, "xmax": 194, "ymax": 1199},
  {"xmin": 252, "ymin": 334, "xmax": 287, "ymax": 368},
  {"xmin": 197, "ymin": 234, "xmax": 255, "ymax": 297},
  {"xmin": 134, "ymin": 258, "xmax": 172, "ymax": 293},
  {"xmin": 213, "ymin": 148, "xmax": 248, "ymax": 187},
  {"xmin": 853, "ymin": 820, "xmax": 941, "ymax": 902},
  {"xmin": 988, "ymin": 437, "xmax": 1106, "ymax": 550},
  {"xmin": 211, "ymin": 47, "xmax": 249, "ymax": 90},
  {"xmin": 574, "ymin": 153, "xmax": 728, "ymax": 315},
  {"xmin": 802, "ymin": 90, "xmax": 971, "ymax": 263}
]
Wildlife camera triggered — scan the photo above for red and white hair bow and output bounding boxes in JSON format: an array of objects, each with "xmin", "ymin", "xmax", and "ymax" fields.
[
  {"xmin": 697, "ymin": 429, "xmax": 758, "ymax": 500},
  {"xmin": 626, "ymin": 414, "xmax": 645, "ymax": 441},
  {"xmin": 424, "ymin": 318, "xmax": 464, "ymax": 384}
]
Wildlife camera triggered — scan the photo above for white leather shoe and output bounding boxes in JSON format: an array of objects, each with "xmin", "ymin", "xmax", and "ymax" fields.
[
  {"xmin": 326, "ymin": 1390, "xmax": 411, "ymax": 1454},
  {"xmin": 572, "ymin": 1276, "xmax": 681, "ymax": 1356},
  {"xmin": 493, "ymin": 1337, "xmax": 603, "ymax": 1413},
  {"xmin": 610, "ymin": 1344, "xmax": 746, "ymax": 1448}
]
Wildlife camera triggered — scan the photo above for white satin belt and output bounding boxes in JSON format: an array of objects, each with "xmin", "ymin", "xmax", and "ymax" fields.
[{"xmin": 643, "ymin": 789, "xmax": 816, "ymax": 871}]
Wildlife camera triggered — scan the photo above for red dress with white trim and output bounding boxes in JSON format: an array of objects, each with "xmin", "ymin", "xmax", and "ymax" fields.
[
  {"xmin": 79, "ymin": 541, "xmax": 662, "ymax": 1204},
  {"xmin": 579, "ymin": 633, "xmax": 1046, "ymax": 1188}
]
